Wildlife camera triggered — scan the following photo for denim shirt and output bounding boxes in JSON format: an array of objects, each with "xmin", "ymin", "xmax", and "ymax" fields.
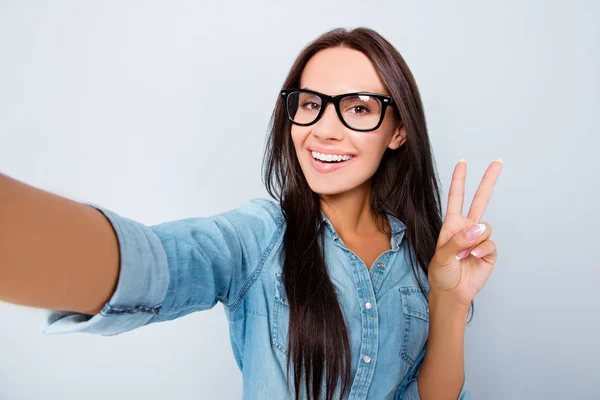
[{"xmin": 42, "ymin": 198, "xmax": 470, "ymax": 400}]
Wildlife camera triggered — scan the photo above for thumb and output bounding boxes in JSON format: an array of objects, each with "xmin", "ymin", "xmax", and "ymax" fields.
[{"xmin": 437, "ymin": 222, "xmax": 489, "ymax": 264}]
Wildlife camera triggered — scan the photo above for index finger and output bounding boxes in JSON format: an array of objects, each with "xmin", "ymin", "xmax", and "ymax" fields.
[
  {"xmin": 446, "ymin": 158, "xmax": 467, "ymax": 218},
  {"xmin": 466, "ymin": 159, "xmax": 503, "ymax": 223}
]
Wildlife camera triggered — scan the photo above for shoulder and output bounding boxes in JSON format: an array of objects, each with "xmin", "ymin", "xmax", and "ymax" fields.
[
  {"xmin": 239, "ymin": 198, "xmax": 284, "ymax": 224},
  {"xmin": 218, "ymin": 197, "xmax": 285, "ymax": 238}
]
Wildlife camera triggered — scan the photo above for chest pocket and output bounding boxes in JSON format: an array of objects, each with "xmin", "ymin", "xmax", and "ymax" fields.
[
  {"xmin": 399, "ymin": 285, "xmax": 430, "ymax": 366},
  {"xmin": 272, "ymin": 273, "xmax": 340, "ymax": 356}
]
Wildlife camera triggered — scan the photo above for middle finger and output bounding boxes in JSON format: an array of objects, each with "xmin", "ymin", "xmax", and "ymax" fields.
[{"xmin": 466, "ymin": 160, "xmax": 503, "ymax": 223}]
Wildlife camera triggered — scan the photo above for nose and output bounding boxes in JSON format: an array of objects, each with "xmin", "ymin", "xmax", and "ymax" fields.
[{"xmin": 311, "ymin": 102, "xmax": 344, "ymax": 140}]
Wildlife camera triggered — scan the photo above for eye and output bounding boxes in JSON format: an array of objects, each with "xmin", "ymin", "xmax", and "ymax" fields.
[
  {"xmin": 349, "ymin": 105, "xmax": 371, "ymax": 114},
  {"xmin": 300, "ymin": 101, "xmax": 321, "ymax": 111}
]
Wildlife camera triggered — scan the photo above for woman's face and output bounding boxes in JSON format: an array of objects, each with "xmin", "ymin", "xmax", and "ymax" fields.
[{"xmin": 291, "ymin": 47, "xmax": 406, "ymax": 197}]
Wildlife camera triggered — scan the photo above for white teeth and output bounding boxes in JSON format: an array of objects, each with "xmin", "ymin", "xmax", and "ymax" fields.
[{"xmin": 311, "ymin": 151, "xmax": 354, "ymax": 162}]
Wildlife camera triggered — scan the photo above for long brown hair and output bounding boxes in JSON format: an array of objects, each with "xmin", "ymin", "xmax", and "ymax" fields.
[{"xmin": 262, "ymin": 26, "xmax": 474, "ymax": 400}]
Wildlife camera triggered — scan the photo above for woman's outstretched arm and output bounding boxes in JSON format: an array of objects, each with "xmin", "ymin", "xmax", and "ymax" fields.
[{"xmin": 0, "ymin": 172, "xmax": 120, "ymax": 315}]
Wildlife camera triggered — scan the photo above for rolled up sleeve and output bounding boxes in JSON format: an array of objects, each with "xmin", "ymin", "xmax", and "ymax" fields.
[
  {"xmin": 396, "ymin": 343, "xmax": 471, "ymax": 399},
  {"xmin": 42, "ymin": 201, "xmax": 170, "ymax": 336},
  {"xmin": 402, "ymin": 374, "xmax": 471, "ymax": 400}
]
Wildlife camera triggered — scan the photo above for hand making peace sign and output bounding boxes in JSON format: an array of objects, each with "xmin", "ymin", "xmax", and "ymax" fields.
[{"xmin": 428, "ymin": 159, "xmax": 504, "ymax": 306}]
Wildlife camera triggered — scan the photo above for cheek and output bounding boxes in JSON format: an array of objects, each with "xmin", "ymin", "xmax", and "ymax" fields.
[
  {"xmin": 347, "ymin": 131, "xmax": 387, "ymax": 155},
  {"xmin": 290, "ymin": 127, "xmax": 309, "ymax": 152},
  {"xmin": 290, "ymin": 127, "xmax": 299, "ymax": 146}
]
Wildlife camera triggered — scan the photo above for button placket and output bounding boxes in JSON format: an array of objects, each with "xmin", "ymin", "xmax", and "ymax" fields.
[{"xmin": 346, "ymin": 248, "xmax": 379, "ymax": 398}]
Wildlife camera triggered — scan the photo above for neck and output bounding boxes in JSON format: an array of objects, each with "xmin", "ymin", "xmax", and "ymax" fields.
[{"xmin": 320, "ymin": 179, "xmax": 384, "ymax": 238}]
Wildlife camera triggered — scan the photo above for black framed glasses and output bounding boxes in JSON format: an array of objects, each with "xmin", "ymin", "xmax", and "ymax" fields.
[{"xmin": 280, "ymin": 88, "xmax": 396, "ymax": 132}]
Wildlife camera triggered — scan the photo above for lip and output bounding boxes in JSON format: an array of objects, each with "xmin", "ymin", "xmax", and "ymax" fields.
[{"xmin": 307, "ymin": 149, "xmax": 358, "ymax": 173}]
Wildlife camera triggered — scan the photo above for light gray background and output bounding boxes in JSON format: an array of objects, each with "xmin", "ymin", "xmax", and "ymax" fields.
[{"xmin": 0, "ymin": 1, "xmax": 598, "ymax": 399}]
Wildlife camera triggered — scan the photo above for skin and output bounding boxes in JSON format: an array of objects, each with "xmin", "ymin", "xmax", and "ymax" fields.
[
  {"xmin": 292, "ymin": 46, "xmax": 504, "ymax": 399},
  {"xmin": 291, "ymin": 47, "xmax": 406, "ymax": 239},
  {"xmin": 0, "ymin": 173, "xmax": 120, "ymax": 315}
]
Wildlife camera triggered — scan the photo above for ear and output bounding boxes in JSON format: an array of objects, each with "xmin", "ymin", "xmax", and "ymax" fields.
[{"xmin": 388, "ymin": 121, "xmax": 407, "ymax": 150}]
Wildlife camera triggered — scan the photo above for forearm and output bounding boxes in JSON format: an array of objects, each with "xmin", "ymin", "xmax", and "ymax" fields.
[
  {"xmin": 0, "ymin": 172, "xmax": 120, "ymax": 314},
  {"xmin": 417, "ymin": 289, "xmax": 469, "ymax": 400}
]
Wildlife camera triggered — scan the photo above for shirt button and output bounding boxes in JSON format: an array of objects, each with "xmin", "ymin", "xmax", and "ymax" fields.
[
  {"xmin": 363, "ymin": 355, "xmax": 371, "ymax": 363},
  {"xmin": 365, "ymin": 302, "xmax": 372, "ymax": 310},
  {"xmin": 377, "ymin": 262, "xmax": 383, "ymax": 268}
]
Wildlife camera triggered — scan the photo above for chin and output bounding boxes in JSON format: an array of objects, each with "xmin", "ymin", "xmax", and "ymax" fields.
[
  {"xmin": 306, "ymin": 181, "xmax": 355, "ymax": 197},
  {"xmin": 299, "ymin": 157, "xmax": 372, "ymax": 196}
]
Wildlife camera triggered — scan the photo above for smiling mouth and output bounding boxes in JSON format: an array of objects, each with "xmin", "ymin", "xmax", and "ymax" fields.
[
  {"xmin": 307, "ymin": 149, "xmax": 358, "ymax": 172},
  {"xmin": 308, "ymin": 150, "xmax": 356, "ymax": 163},
  {"xmin": 312, "ymin": 156, "xmax": 354, "ymax": 164}
]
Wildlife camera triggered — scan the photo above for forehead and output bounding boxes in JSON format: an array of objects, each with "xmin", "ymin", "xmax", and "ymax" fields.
[{"xmin": 300, "ymin": 47, "xmax": 389, "ymax": 95}]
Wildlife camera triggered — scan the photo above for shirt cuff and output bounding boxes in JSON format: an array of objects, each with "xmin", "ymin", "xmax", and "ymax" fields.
[
  {"xmin": 403, "ymin": 374, "xmax": 471, "ymax": 400},
  {"xmin": 42, "ymin": 201, "xmax": 170, "ymax": 336}
]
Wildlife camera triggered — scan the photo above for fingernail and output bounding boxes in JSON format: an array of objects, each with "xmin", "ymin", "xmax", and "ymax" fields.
[
  {"xmin": 466, "ymin": 223, "xmax": 486, "ymax": 240},
  {"xmin": 456, "ymin": 248, "xmax": 470, "ymax": 260},
  {"xmin": 495, "ymin": 158, "xmax": 503, "ymax": 164},
  {"xmin": 471, "ymin": 249, "xmax": 480, "ymax": 257}
]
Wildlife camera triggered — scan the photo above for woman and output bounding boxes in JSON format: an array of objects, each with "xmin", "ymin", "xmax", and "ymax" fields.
[{"xmin": 0, "ymin": 27, "xmax": 502, "ymax": 399}]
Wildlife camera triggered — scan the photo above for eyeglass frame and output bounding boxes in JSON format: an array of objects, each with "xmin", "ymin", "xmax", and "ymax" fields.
[{"xmin": 280, "ymin": 88, "xmax": 398, "ymax": 132}]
